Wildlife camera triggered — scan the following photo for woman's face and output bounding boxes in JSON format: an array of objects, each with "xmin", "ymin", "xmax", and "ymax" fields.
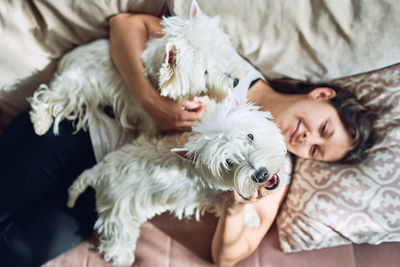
[{"xmin": 275, "ymin": 88, "xmax": 352, "ymax": 162}]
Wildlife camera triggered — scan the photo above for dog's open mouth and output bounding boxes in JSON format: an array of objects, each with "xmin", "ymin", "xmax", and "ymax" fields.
[{"xmin": 263, "ymin": 174, "xmax": 280, "ymax": 190}]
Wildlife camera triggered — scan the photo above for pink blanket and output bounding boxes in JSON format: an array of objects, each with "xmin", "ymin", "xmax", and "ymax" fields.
[{"xmin": 43, "ymin": 213, "xmax": 400, "ymax": 267}]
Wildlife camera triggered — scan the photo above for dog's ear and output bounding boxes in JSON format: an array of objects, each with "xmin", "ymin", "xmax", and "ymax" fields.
[
  {"xmin": 164, "ymin": 42, "xmax": 176, "ymax": 66},
  {"xmin": 171, "ymin": 148, "xmax": 195, "ymax": 162},
  {"xmin": 190, "ymin": 0, "xmax": 203, "ymax": 18}
]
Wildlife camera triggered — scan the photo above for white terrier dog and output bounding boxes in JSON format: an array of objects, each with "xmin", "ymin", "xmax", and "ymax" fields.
[
  {"xmin": 67, "ymin": 100, "xmax": 289, "ymax": 266},
  {"xmin": 28, "ymin": 0, "xmax": 247, "ymax": 136}
]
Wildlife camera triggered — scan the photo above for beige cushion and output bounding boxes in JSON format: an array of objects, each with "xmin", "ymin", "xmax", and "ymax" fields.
[
  {"xmin": 32, "ymin": 0, "xmax": 168, "ymax": 58},
  {"xmin": 0, "ymin": 0, "xmax": 54, "ymax": 125},
  {"xmin": 0, "ymin": 0, "xmax": 168, "ymax": 125},
  {"xmin": 168, "ymin": 0, "xmax": 400, "ymax": 83},
  {"xmin": 277, "ymin": 63, "xmax": 400, "ymax": 252}
]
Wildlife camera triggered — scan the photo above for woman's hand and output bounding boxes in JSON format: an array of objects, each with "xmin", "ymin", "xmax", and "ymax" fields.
[
  {"xmin": 140, "ymin": 94, "xmax": 206, "ymax": 132},
  {"xmin": 222, "ymin": 187, "xmax": 266, "ymax": 215}
]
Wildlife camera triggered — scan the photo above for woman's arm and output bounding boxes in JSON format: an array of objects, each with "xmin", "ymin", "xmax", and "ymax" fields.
[
  {"xmin": 211, "ymin": 185, "xmax": 289, "ymax": 267},
  {"xmin": 109, "ymin": 13, "xmax": 205, "ymax": 131}
]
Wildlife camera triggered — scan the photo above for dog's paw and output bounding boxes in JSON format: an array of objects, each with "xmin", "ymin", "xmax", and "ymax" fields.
[
  {"xmin": 66, "ymin": 192, "xmax": 78, "ymax": 208},
  {"xmin": 244, "ymin": 204, "xmax": 260, "ymax": 228},
  {"xmin": 113, "ymin": 254, "xmax": 135, "ymax": 267},
  {"xmin": 30, "ymin": 109, "xmax": 53, "ymax": 135},
  {"xmin": 99, "ymin": 241, "xmax": 135, "ymax": 266},
  {"xmin": 105, "ymin": 250, "xmax": 135, "ymax": 267}
]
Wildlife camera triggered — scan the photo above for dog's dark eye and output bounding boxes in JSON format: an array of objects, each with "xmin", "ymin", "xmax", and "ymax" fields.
[
  {"xmin": 225, "ymin": 159, "xmax": 233, "ymax": 168},
  {"xmin": 233, "ymin": 77, "xmax": 239, "ymax": 87},
  {"xmin": 247, "ymin": 134, "xmax": 254, "ymax": 143}
]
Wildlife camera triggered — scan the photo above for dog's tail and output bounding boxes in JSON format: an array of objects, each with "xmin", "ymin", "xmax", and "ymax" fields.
[{"xmin": 67, "ymin": 172, "xmax": 91, "ymax": 208}]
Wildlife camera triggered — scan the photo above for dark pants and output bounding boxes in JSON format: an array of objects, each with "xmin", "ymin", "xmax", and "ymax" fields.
[{"xmin": 0, "ymin": 110, "xmax": 98, "ymax": 267}]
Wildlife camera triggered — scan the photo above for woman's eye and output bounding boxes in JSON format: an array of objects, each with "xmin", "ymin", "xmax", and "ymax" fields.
[
  {"xmin": 311, "ymin": 145, "xmax": 317, "ymax": 157},
  {"xmin": 247, "ymin": 134, "xmax": 254, "ymax": 143},
  {"xmin": 321, "ymin": 122, "xmax": 327, "ymax": 136}
]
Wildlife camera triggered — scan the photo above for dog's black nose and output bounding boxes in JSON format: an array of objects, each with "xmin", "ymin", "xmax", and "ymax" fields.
[
  {"xmin": 233, "ymin": 78, "xmax": 239, "ymax": 87},
  {"xmin": 251, "ymin": 167, "xmax": 269, "ymax": 184}
]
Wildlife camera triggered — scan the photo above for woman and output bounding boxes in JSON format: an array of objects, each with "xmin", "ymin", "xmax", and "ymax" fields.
[{"xmin": 0, "ymin": 14, "xmax": 375, "ymax": 267}]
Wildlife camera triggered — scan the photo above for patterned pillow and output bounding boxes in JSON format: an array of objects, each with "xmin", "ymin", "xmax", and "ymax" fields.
[{"xmin": 277, "ymin": 64, "xmax": 400, "ymax": 252}]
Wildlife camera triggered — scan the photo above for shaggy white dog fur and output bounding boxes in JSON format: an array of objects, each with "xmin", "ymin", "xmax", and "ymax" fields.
[
  {"xmin": 67, "ymin": 100, "xmax": 289, "ymax": 266},
  {"xmin": 28, "ymin": 0, "xmax": 247, "ymax": 136}
]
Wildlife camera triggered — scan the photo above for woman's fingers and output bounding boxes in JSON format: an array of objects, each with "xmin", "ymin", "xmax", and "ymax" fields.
[
  {"xmin": 141, "ymin": 93, "xmax": 207, "ymax": 132},
  {"xmin": 230, "ymin": 187, "xmax": 265, "ymax": 205},
  {"xmin": 164, "ymin": 101, "xmax": 206, "ymax": 131},
  {"xmin": 181, "ymin": 104, "xmax": 206, "ymax": 120},
  {"xmin": 163, "ymin": 107, "xmax": 205, "ymax": 131},
  {"xmin": 181, "ymin": 100, "xmax": 203, "ymax": 111}
]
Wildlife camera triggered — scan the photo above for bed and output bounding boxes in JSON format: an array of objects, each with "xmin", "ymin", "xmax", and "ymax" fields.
[{"xmin": 1, "ymin": 1, "xmax": 400, "ymax": 266}]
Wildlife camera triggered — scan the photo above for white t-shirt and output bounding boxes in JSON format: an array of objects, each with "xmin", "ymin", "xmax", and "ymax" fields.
[{"xmin": 88, "ymin": 69, "xmax": 264, "ymax": 162}]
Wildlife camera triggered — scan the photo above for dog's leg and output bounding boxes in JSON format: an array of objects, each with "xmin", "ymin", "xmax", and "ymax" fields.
[
  {"xmin": 28, "ymin": 41, "xmax": 111, "ymax": 135},
  {"xmin": 66, "ymin": 165, "xmax": 101, "ymax": 208},
  {"xmin": 67, "ymin": 180, "xmax": 89, "ymax": 209},
  {"xmin": 95, "ymin": 204, "xmax": 142, "ymax": 266},
  {"xmin": 29, "ymin": 85, "xmax": 55, "ymax": 135},
  {"xmin": 28, "ymin": 82, "xmax": 92, "ymax": 135},
  {"xmin": 244, "ymin": 204, "xmax": 260, "ymax": 228}
]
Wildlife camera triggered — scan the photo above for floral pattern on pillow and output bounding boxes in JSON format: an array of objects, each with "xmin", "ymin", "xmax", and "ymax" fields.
[{"xmin": 277, "ymin": 64, "xmax": 400, "ymax": 252}]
